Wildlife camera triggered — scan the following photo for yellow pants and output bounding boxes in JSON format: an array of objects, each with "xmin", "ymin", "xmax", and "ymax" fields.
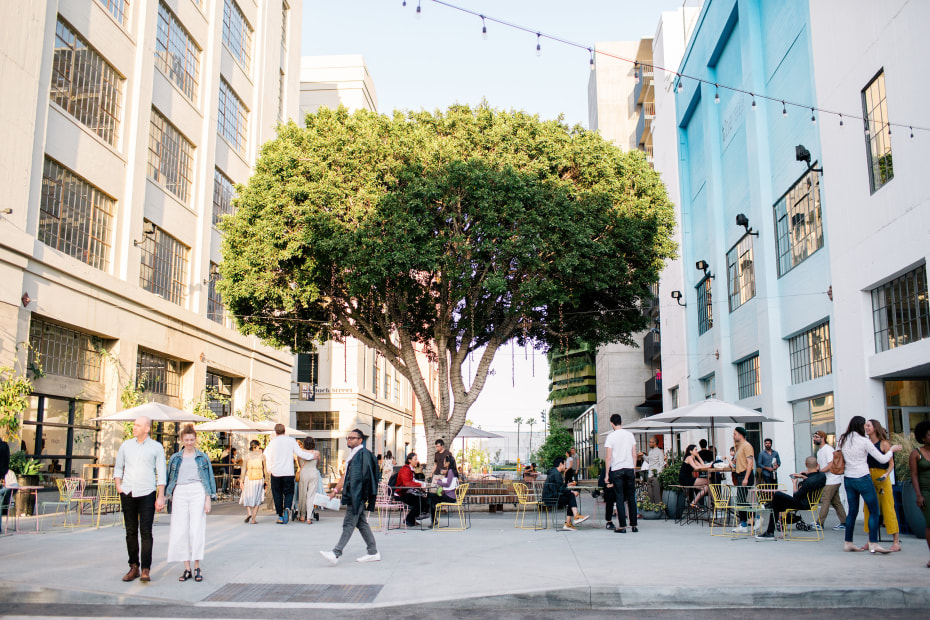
[{"xmin": 863, "ymin": 467, "xmax": 898, "ymax": 535}]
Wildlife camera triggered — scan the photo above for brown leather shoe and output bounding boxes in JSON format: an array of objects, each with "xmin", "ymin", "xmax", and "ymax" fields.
[
  {"xmin": 122, "ymin": 565, "xmax": 140, "ymax": 582},
  {"xmin": 140, "ymin": 568, "xmax": 151, "ymax": 582}
]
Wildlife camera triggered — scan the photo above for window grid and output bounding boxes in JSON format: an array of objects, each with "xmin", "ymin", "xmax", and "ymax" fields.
[
  {"xmin": 774, "ymin": 170, "xmax": 824, "ymax": 276},
  {"xmin": 205, "ymin": 371, "xmax": 233, "ymax": 417},
  {"xmin": 863, "ymin": 71, "xmax": 893, "ymax": 192},
  {"xmin": 51, "ymin": 17, "xmax": 123, "ymax": 146},
  {"xmin": 277, "ymin": 69, "xmax": 285, "ymax": 123},
  {"xmin": 96, "ymin": 0, "xmax": 129, "ymax": 25},
  {"xmin": 207, "ymin": 263, "xmax": 225, "ymax": 324},
  {"xmin": 155, "ymin": 2, "xmax": 200, "ymax": 102},
  {"xmin": 28, "ymin": 318, "xmax": 102, "ymax": 382},
  {"xmin": 310, "ymin": 411, "xmax": 338, "ymax": 431},
  {"xmin": 139, "ymin": 222, "xmax": 189, "ymax": 305},
  {"xmin": 737, "ymin": 355, "xmax": 761, "ymax": 399},
  {"xmin": 373, "ymin": 356, "xmax": 380, "ymax": 396},
  {"xmin": 222, "ymin": 0, "xmax": 253, "ymax": 71},
  {"xmin": 212, "ymin": 168, "xmax": 236, "ymax": 226},
  {"xmin": 136, "ymin": 349, "xmax": 181, "ymax": 397},
  {"xmin": 872, "ymin": 264, "xmax": 930, "ymax": 353},
  {"xmin": 394, "ymin": 377, "xmax": 401, "ymax": 405},
  {"xmin": 298, "ymin": 383, "xmax": 314, "ymax": 400},
  {"xmin": 218, "ymin": 78, "xmax": 248, "ymax": 154},
  {"xmin": 702, "ymin": 375, "xmax": 715, "ymax": 400},
  {"xmin": 148, "ymin": 109, "xmax": 194, "ymax": 202},
  {"xmin": 726, "ymin": 235, "xmax": 756, "ymax": 312},
  {"xmin": 696, "ymin": 276, "xmax": 713, "ymax": 335},
  {"xmin": 39, "ymin": 158, "xmax": 114, "ymax": 272},
  {"xmin": 789, "ymin": 321, "xmax": 832, "ymax": 384}
]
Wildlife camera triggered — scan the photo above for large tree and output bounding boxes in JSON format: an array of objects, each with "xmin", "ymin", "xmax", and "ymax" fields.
[{"xmin": 219, "ymin": 104, "xmax": 675, "ymax": 464}]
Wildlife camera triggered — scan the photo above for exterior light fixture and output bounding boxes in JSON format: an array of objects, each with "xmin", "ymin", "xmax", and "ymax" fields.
[
  {"xmin": 671, "ymin": 291, "xmax": 686, "ymax": 307},
  {"xmin": 795, "ymin": 144, "xmax": 823, "ymax": 174},
  {"xmin": 695, "ymin": 260, "xmax": 710, "ymax": 277},
  {"xmin": 133, "ymin": 221, "xmax": 157, "ymax": 247},
  {"xmin": 735, "ymin": 213, "xmax": 759, "ymax": 237}
]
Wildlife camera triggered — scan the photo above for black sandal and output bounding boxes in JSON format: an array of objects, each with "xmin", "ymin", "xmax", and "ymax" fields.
[
  {"xmin": 179, "ymin": 569, "xmax": 192, "ymax": 582},
  {"xmin": 194, "ymin": 568, "xmax": 203, "ymax": 582}
]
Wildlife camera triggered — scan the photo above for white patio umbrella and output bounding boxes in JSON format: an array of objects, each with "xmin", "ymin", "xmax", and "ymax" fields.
[
  {"xmin": 649, "ymin": 398, "xmax": 780, "ymax": 452},
  {"xmin": 90, "ymin": 402, "xmax": 209, "ymax": 422},
  {"xmin": 454, "ymin": 425, "xmax": 503, "ymax": 463},
  {"xmin": 193, "ymin": 415, "xmax": 268, "ymax": 433},
  {"xmin": 256, "ymin": 421, "xmax": 310, "ymax": 438}
]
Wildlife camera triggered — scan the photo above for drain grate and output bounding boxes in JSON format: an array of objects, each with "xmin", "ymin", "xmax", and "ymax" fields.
[{"xmin": 204, "ymin": 583, "xmax": 383, "ymax": 604}]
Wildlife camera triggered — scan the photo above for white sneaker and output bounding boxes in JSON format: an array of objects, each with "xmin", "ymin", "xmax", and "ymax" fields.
[
  {"xmin": 320, "ymin": 551, "xmax": 339, "ymax": 565},
  {"xmin": 731, "ymin": 525, "xmax": 749, "ymax": 533},
  {"xmin": 356, "ymin": 552, "xmax": 381, "ymax": 563},
  {"xmin": 573, "ymin": 515, "xmax": 590, "ymax": 525},
  {"xmin": 833, "ymin": 523, "xmax": 845, "ymax": 531}
]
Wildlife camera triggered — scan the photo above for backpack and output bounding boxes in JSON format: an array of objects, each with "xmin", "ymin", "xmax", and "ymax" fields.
[
  {"xmin": 387, "ymin": 470, "xmax": 400, "ymax": 496},
  {"xmin": 831, "ymin": 449, "xmax": 845, "ymax": 476}
]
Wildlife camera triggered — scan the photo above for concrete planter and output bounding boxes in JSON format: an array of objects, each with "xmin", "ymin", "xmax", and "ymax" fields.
[
  {"xmin": 640, "ymin": 509, "xmax": 663, "ymax": 520},
  {"xmin": 663, "ymin": 489, "xmax": 683, "ymax": 519},
  {"xmin": 901, "ymin": 481, "xmax": 926, "ymax": 539}
]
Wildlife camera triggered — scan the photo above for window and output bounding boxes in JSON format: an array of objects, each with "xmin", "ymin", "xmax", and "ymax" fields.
[
  {"xmin": 218, "ymin": 78, "xmax": 248, "ymax": 154},
  {"xmin": 702, "ymin": 374, "xmax": 716, "ymax": 400},
  {"xmin": 863, "ymin": 71, "xmax": 893, "ymax": 192},
  {"xmin": 726, "ymin": 235, "xmax": 756, "ymax": 311},
  {"xmin": 97, "ymin": 0, "xmax": 129, "ymax": 26},
  {"xmin": 277, "ymin": 69, "xmax": 285, "ymax": 123},
  {"xmin": 792, "ymin": 393, "xmax": 835, "ymax": 471},
  {"xmin": 205, "ymin": 371, "xmax": 233, "ymax": 417},
  {"xmin": 696, "ymin": 275, "xmax": 713, "ymax": 335},
  {"xmin": 298, "ymin": 383, "xmax": 315, "ymax": 401},
  {"xmin": 212, "ymin": 168, "xmax": 236, "ymax": 226},
  {"xmin": 737, "ymin": 354, "xmax": 761, "ymax": 399},
  {"xmin": 871, "ymin": 264, "xmax": 930, "ymax": 352},
  {"xmin": 373, "ymin": 355, "xmax": 380, "ymax": 396},
  {"xmin": 384, "ymin": 367, "xmax": 391, "ymax": 401},
  {"xmin": 297, "ymin": 353, "xmax": 319, "ymax": 385},
  {"xmin": 669, "ymin": 386, "xmax": 679, "ymax": 409},
  {"xmin": 394, "ymin": 377, "xmax": 401, "ymax": 405},
  {"xmin": 207, "ymin": 263, "xmax": 225, "ymax": 324},
  {"xmin": 222, "ymin": 0, "xmax": 252, "ymax": 71},
  {"xmin": 22, "ymin": 396, "xmax": 100, "ymax": 477},
  {"xmin": 296, "ymin": 411, "xmax": 338, "ymax": 431},
  {"xmin": 789, "ymin": 321, "xmax": 832, "ymax": 384},
  {"xmin": 39, "ymin": 157, "xmax": 115, "ymax": 272},
  {"xmin": 148, "ymin": 108, "xmax": 194, "ymax": 202},
  {"xmin": 136, "ymin": 349, "xmax": 181, "ymax": 397},
  {"xmin": 774, "ymin": 170, "xmax": 824, "ymax": 276},
  {"xmin": 139, "ymin": 221, "xmax": 189, "ymax": 305},
  {"xmin": 155, "ymin": 2, "xmax": 200, "ymax": 102},
  {"xmin": 28, "ymin": 318, "xmax": 103, "ymax": 382},
  {"xmin": 51, "ymin": 17, "xmax": 123, "ymax": 145}
]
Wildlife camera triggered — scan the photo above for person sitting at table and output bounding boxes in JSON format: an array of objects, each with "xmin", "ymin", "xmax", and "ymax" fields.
[
  {"xmin": 394, "ymin": 452, "xmax": 428, "ymax": 527},
  {"xmin": 756, "ymin": 456, "xmax": 826, "ymax": 539},
  {"xmin": 679, "ymin": 444, "xmax": 712, "ymax": 507},
  {"xmin": 541, "ymin": 456, "xmax": 589, "ymax": 531},
  {"xmin": 429, "ymin": 455, "xmax": 460, "ymax": 527}
]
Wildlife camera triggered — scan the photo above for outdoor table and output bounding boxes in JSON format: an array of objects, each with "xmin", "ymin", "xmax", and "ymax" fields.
[
  {"xmin": 6, "ymin": 486, "xmax": 44, "ymax": 533},
  {"xmin": 394, "ymin": 484, "xmax": 435, "ymax": 530}
]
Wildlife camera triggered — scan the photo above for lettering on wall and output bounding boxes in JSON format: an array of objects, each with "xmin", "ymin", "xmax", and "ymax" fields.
[{"xmin": 721, "ymin": 96, "xmax": 745, "ymax": 146}]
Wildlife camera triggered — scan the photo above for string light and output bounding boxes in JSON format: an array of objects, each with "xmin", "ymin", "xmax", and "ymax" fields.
[
  {"xmin": 676, "ymin": 79, "xmax": 683, "ymax": 94},
  {"xmin": 864, "ymin": 122, "xmax": 870, "ymax": 135},
  {"xmin": 481, "ymin": 15, "xmax": 487, "ymax": 39},
  {"xmin": 714, "ymin": 83, "xmax": 720, "ymax": 104},
  {"xmin": 782, "ymin": 101, "xmax": 787, "ymax": 117},
  {"xmin": 588, "ymin": 48, "xmax": 595, "ymax": 71},
  {"xmin": 536, "ymin": 32, "xmax": 541, "ymax": 56},
  {"xmin": 839, "ymin": 114, "xmax": 844, "ymax": 127},
  {"xmin": 402, "ymin": 0, "xmax": 406, "ymax": 6},
  {"xmin": 751, "ymin": 94, "xmax": 756, "ymax": 110},
  {"xmin": 887, "ymin": 123, "xmax": 892, "ymax": 136},
  {"xmin": 811, "ymin": 108, "xmax": 816, "ymax": 124},
  {"xmin": 911, "ymin": 126, "xmax": 915, "ymax": 138},
  {"xmin": 416, "ymin": 0, "xmax": 421, "ymax": 18}
]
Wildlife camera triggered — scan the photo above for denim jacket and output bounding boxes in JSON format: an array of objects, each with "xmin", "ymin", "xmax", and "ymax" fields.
[{"xmin": 166, "ymin": 449, "xmax": 217, "ymax": 499}]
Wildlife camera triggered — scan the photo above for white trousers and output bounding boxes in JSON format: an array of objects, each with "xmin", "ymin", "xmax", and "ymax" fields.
[{"xmin": 167, "ymin": 483, "xmax": 207, "ymax": 563}]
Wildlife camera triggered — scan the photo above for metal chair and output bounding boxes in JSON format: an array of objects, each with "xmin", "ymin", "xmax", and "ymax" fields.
[
  {"xmin": 433, "ymin": 483, "xmax": 469, "ymax": 531},
  {"xmin": 708, "ymin": 484, "xmax": 736, "ymax": 537},
  {"xmin": 374, "ymin": 482, "xmax": 407, "ymax": 533},
  {"xmin": 95, "ymin": 479, "xmax": 123, "ymax": 528},
  {"xmin": 513, "ymin": 482, "xmax": 536, "ymax": 529},
  {"xmin": 782, "ymin": 488, "xmax": 825, "ymax": 541}
]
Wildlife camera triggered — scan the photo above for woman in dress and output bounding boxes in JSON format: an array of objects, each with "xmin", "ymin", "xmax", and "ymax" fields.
[
  {"xmin": 862, "ymin": 419, "xmax": 901, "ymax": 551},
  {"xmin": 382, "ymin": 450, "xmax": 395, "ymax": 478},
  {"xmin": 909, "ymin": 420, "xmax": 930, "ymax": 567},
  {"xmin": 838, "ymin": 415, "xmax": 901, "ymax": 554},
  {"xmin": 165, "ymin": 424, "xmax": 216, "ymax": 583},
  {"xmin": 239, "ymin": 440, "xmax": 266, "ymax": 524},
  {"xmin": 296, "ymin": 437, "xmax": 321, "ymax": 523},
  {"xmin": 679, "ymin": 444, "xmax": 711, "ymax": 507}
]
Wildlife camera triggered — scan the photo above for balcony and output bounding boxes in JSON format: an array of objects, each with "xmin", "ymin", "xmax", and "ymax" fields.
[
  {"xmin": 645, "ymin": 375, "xmax": 662, "ymax": 400},
  {"xmin": 636, "ymin": 113, "xmax": 652, "ymax": 147},
  {"xmin": 643, "ymin": 329, "xmax": 661, "ymax": 364},
  {"xmin": 634, "ymin": 68, "xmax": 654, "ymax": 104},
  {"xmin": 643, "ymin": 101, "xmax": 655, "ymax": 119}
]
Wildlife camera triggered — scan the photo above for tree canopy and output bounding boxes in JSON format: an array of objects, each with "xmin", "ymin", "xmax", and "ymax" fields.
[{"xmin": 219, "ymin": 104, "xmax": 676, "ymax": 456}]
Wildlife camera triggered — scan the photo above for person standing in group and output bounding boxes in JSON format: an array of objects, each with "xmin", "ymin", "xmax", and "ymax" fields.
[
  {"xmin": 432, "ymin": 439, "xmax": 456, "ymax": 479},
  {"xmin": 862, "ymin": 419, "xmax": 901, "ymax": 551},
  {"xmin": 320, "ymin": 429, "xmax": 379, "ymax": 565},
  {"xmin": 239, "ymin": 440, "xmax": 266, "ymax": 524},
  {"xmin": 645, "ymin": 437, "xmax": 665, "ymax": 503},
  {"xmin": 757, "ymin": 438, "xmax": 781, "ymax": 485},
  {"xmin": 604, "ymin": 414, "xmax": 638, "ymax": 534},
  {"xmin": 731, "ymin": 427, "xmax": 756, "ymax": 533},
  {"xmin": 908, "ymin": 420, "xmax": 930, "ymax": 568},
  {"xmin": 837, "ymin": 415, "xmax": 901, "ymax": 554},
  {"xmin": 564, "ymin": 447, "xmax": 577, "ymax": 484},
  {"xmin": 382, "ymin": 450, "xmax": 395, "ymax": 478},
  {"xmin": 263, "ymin": 424, "xmax": 320, "ymax": 524},
  {"xmin": 165, "ymin": 425, "xmax": 216, "ymax": 583},
  {"xmin": 297, "ymin": 437, "xmax": 321, "ymax": 523},
  {"xmin": 813, "ymin": 430, "xmax": 847, "ymax": 530},
  {"xmin": 113, "ymin": 416, "xmax": 166, "ymax": 583}
]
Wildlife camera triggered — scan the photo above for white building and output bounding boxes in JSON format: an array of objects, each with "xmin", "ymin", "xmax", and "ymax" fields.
[
  {"xmin": 299, "ymin": 55, "xmax": 378, "ymax": 115},
  {"xmin": 0, "ymin": 0, "xmax": 302, "ymax": 475}
]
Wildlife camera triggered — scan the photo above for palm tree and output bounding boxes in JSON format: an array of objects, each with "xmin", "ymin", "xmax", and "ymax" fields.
[
  {"xmin": 526, "ymin": 418, "xmax": 536, "ymax": 461},
  {"xmin": 514, "ymin": 416, "xmax": 524, "ymax": 465}
]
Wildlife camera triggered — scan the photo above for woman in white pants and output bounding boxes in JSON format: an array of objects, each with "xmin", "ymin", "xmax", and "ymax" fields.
[{"xmin": 166, "ymin": 424, "xmax": 217, "ymax": 582}]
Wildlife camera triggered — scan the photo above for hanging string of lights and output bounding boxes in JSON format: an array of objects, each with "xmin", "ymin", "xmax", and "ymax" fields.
[{"xmin": 408, "ymin": 0, "xmax": 928, "ymax": 136}]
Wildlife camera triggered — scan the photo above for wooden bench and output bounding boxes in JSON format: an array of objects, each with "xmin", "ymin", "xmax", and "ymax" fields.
[{"xmin": 463, "ymin": 480, "xmax": 519, "ymax": 513}]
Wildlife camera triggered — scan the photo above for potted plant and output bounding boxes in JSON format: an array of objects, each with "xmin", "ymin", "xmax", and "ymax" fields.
[
  {"xmin": 637, "ymin": 498, "xmax": 667, "ymax": 520},
  {"xmin": 891, "ymin": 432, "xmax": 925, "ymax": 539},
  {"xmin": 9, "ymin": 450, "xmax": 41, "ymax": 516},
  {"xmin": 587, "ymin": 458, "xmax": 604, "ymax": 480},
  {"xmin": 658, "ymin": 454, "xmax": 683, "ymax": 519}
]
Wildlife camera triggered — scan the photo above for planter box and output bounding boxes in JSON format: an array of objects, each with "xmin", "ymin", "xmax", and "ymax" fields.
[
  {"xmin": 901, "ymin": 481, "xmax": 927, "ymax": 539},
  {"xmin": 640, "ymin": 509, "xmax": 663, "ymax": 520}
]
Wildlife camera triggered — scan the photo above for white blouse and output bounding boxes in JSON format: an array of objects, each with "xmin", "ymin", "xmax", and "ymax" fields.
[{"xmin": 839, "ymin": 433, "xmax": 892, "ymax": 479}]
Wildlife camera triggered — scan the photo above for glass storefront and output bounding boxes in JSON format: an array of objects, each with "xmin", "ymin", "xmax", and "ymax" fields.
[
  {"xmin": 792, "ymin": 393, "xmax": 835, "ymax": 472},
  {"xmin": 885, "ymin": 379, "xmax": 930, "ymax": 438},
  {"xmin": 22, "ymin": 395, "xmax": 100, "ymax": 477}
]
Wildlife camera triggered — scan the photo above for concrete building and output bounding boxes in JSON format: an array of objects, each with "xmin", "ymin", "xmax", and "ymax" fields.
[
  {"xmin": 299, "ymin": 55, "xmax": 378, "ymax": 115},
  {"xmin": 0, "ymin": 0, "xmax": 302, "ymax": 475}
]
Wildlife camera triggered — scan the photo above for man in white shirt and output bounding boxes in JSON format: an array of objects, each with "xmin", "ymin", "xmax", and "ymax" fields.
[
  {"xmin": 263, "ymin": 423, "xmax": 319, "ymax": 524},
  {"xmin": 814, "ymin": 430, "xmax": 847, "ymax": 530},
  {"xmin": 604, "ymin": 414, "xmax": 638, "ymax": 533},
  {"xmin": 113, "ymin": 416, "xmax": 166, "ymax": 583}
]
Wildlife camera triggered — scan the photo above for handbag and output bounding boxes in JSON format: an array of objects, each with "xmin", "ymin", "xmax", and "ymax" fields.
[{"xmin": 831, "ymin": 450, "xmax": 845, "ymax": 475}]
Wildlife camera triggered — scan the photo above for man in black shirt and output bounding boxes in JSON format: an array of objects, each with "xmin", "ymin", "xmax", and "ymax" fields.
[
  {"xmin": 756, "ymin": 456, "xmax": 826, "ymax": 539},
  {"xmin": 432, "ymin": 439, "xmax": 456, "ymax": 478}
]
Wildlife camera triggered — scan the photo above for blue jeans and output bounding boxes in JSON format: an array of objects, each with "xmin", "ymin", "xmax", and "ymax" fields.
[{"xmin": 844, "ymin": 474, "xmax": 880, "ymax": 543}]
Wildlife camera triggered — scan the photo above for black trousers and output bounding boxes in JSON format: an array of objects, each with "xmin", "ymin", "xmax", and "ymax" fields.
[
  {"xmin": 766, "ymin": 491, "xmax": 805, "ymax": 534},
  {"xmin": 603, "ymin": 486, "xmax": 617, "ymax": 521},
  {"xmin": 609, "ymin": 468, "xmax": 637, "ymax": 528},
  {"xmin": 270, "ymin": 475, "xmax": 295, "ymax": 517},
  {"xmin": 399, "ymin": 492, "xmax": 427, "ymax": 525},
  {"xmin": 121, "ymin": 491, "xmax": 156, "ymax": 569},
  {"xmin": 428, "ymin": 493, "xmax": 456, "ymax": 523},
  {"xmin": 556, "ymin": 490, "xmax": 579, "ymax": 519}
]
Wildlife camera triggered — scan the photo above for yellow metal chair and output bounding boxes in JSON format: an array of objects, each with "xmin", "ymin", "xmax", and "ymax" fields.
[
  {"xmin": 513, "ymin": 483, "xmax": 537, "ymax": 529},
  {"xmin": 40, "ymin": 479, "xmax": 73, "ymax": 524},
  {"xmin": 433, "ymin": 483, "xmax": 469, "ymax": 531},
  {"xmin": 95, "ymin": 479, "xmax": 123, "ymax": 529},
  {"xmin": 708, "ymin": 484, "xmax": 735, "ymax": 537},
  {"xmin": 748, "ymin": 483, "xmax": 781, "ymax": 536},
  {"xmin": 782, "ymin": 488, "xmax": 825, "ymax": 541}
]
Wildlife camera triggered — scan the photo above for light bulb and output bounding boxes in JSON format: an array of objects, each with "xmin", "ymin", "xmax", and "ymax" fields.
[
  {"xmin": 677, "ymin": 79, "xmax": 683, "ymax": 94},
  {"xmin": 782, "ymin": 101, "xmax": 787, "ymax": 118},
  {"xmin": 714, "ymin": 85, "xmax": 720, "ymax": 104},
  {"xmin": 887, "ymin": 124, "xmax": 892, "ymax": 136},
  {"xmin": 910, "ymin": 126, "xmax": 914, "ymax": 139},
  {"xmin": 811, "ymin": 108, "xmax": 816, "ymax": 124},
  {"xmin": 751, "ymin": 96, "xmax": 756, "ymax": 110},
  {"xmin": 416, "ymin": 1, "xmax": 421, "ymax": 18},
  {"xmin": 839, "ymin": 114, "xmax": 844, "ymax": 127},
  {"xmin": 481, "ymin": 16, "xmax": 487, "ymax": 40},
  {"xmin": 589, "ymin": 49, "xmax": 595, "ymax": 71},
  {"xmin": 536, "ymin": 33, "xmax": 541, "ymax": 57}
]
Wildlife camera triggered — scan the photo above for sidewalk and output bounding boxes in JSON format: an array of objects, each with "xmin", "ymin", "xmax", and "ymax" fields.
[{"xmin": 1, "ymin": 501, "xmax": 927, "ymax": 611}]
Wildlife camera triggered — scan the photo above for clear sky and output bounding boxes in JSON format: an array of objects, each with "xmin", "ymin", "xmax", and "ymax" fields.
[{"xmin": 300, "ymin": 0, "xmax": 685, "ymax": 428}]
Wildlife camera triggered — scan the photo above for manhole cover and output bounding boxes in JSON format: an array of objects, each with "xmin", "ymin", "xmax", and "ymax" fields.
[{"xmin": 204, "ymin": 583, "xmax": 383, "ymax": 604}]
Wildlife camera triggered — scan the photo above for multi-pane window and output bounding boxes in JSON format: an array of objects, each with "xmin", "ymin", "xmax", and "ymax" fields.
[
  {"xmin": 774, "ymin": 170, "xmax": 824, "ymax": 276},
  {"xmin": 310, "ymin": 411, "xmax": 338, "ymax": 431},
  {"xmin": 702, "ymin": 374, "xmax": 716, "ymax": 400},
  {"xmin": 394, "ymin": 377, "xmax": 401, "ymax": 405},
  {"xmin": 222, "ymin": 0, "xmax": 252, "ymax": 71},
  {"xmin": 205, "ymin": 371, "xmax": 233, "ymax": 417},
  {"xmin": 155, "ymin": 2, "xmax": 200, "ymax": 102},
  {"xmin": 372, "ymin": 355, "xmax": 380, "ymax": 396},
  {"xmin": 207, "ymin": 263, "xmax": 225, "ymax": 324},
  {"xmin": 148, "ymin": 108, "xmax": 194, "ymax": 202},
  {"xmin": 136, "ymin": 349, "xmax": 181, "ymax": 397},
  {"xmin": 218, "ymin": 78, "xmax": 248, "ymax": 154},
  {"xmin": 726, "ymin": 235, "xmax": 756, "ymax": 311},
  {"xmin": 296, "ymin": 353, "xmax": 319, "ymax": 384},
  {"xmin": 737, "ymin": 354, "xmax": 761, "ymax": 399},
  {"xmin": 212, "ymin": 168, "xmax": 236, "ymax": 226},
  {"xmin": 789, "ymin": 322, "xmax": 832, "ymax": 384},
  {"xmin": 277, "ymin": 69, "xmax": 285, "ymax": 123},
  {"xmin": 39, "ymin": 158, "xmax": 115, "ymax": 272},
  {"xmin": 139, "ymin": 221, "xmax": 189, "ymax": 305},
  {"xmin": 51, "ymin": 18, "xmax": 123, "ymax": 145},
  {"xmin": 669, "ymin": 386, "xmax": 679, "ymax": 409},
  {"xmin": 96, "ymin": 0, "xmax": 129, "ymax": 26},
  {"xmin": 871, "ymin": 264, "xmax": 930, "ymax": 353},
  {"xmin": 696, "ymin": 276, "xmax": 713, "ymax": 335},
  {"xmin": 863, "ymin": 71, "xmax": 893, "ymax": 193},
  {"xmin": 28, "ymin": 318, "xmax": 102, "ymax": 382}
]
